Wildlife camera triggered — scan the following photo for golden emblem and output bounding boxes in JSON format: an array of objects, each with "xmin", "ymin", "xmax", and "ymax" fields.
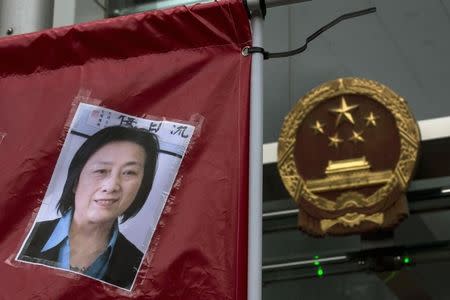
[{"xmin": 277, "ymin": 78, "xmax": 420, "ymax": 236}]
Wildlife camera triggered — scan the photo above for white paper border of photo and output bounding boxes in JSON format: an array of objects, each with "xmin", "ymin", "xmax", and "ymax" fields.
[{"xmin": 15, "ymin": 103, "xmax": 195, "ymax": 292}]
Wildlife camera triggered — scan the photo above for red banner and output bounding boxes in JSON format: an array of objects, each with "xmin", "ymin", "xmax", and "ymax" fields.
[{"xmin": 0, "ymin": 0, "xmax": 251, "ymax": 298}]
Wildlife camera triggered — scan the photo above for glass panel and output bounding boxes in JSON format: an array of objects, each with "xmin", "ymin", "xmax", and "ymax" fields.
[{"xmin": 263, "ymin": 159, "xmax": 450, "ymax": 299}]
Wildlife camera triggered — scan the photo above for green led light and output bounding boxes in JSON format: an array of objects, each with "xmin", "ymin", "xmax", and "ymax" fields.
[
  {"xmin": 403, "ymin": 257, "xmax": 411, "ymax": 264},
  {"xmin": 317, "ymin": 267, "xmax": 324, "ymax": 277},
  {"xmin": 313, "ymin": 255, "xmax": 320, "ymax": 266}
]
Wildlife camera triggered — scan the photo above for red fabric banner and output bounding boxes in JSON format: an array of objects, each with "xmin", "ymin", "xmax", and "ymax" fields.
[{"xmin": 0, "ymin": 0, "xmax": 251, "ymax": 298}]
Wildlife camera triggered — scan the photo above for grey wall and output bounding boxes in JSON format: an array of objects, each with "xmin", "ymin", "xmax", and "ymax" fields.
[
  {"xmin": 53, "ymin": 0, "xmax": 104, "ymax": 26},
  {"xmin": 263, "ymin": 0, "xmax": 450, "ymax": 143},
  {"xmin": 75, "ymin": 0, "xmax": 105, "ymax": 23}
]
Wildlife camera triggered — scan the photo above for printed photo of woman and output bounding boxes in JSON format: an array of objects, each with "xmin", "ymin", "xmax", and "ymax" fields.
[{"xmin": 17, "ymin": 126, "xmax": 159, "ymax": 289}]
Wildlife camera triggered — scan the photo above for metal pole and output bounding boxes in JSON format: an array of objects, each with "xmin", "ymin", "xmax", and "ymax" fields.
[
  {"xmin": 0, "ymin": 0, "xmax": 54, "ymax": 36},
  {"xmin": 248, "ymin": 12, "xmax": 264, "ymax": 300}
]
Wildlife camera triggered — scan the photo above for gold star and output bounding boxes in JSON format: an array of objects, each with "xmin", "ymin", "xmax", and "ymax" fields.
[
  {"xmin": 349, "ymin": 130, "xmax": 365, "ymax": 143},
  {"xmin": 311, "ymin": 120, "xmax": 325, "ymax": 134},
  {"xmin": 328, "ymin": 133, "xmax": 343, "ymax": 148},
  {"xmin": 329, "ymin": 97, "xmax": 359, "ymax": 126},
  {"xmin": 365, "ymin": 112, "xmax": 378, "ymax": 127}
]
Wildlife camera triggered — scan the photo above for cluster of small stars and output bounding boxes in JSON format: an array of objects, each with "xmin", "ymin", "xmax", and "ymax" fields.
[{"xmin": 310, "ymin": 97, "xmax": 379, "ymax": 148}]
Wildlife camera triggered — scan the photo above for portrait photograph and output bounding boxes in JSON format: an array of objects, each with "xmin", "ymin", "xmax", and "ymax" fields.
[{"xmin": 16, "ymin": 103, "xmax": 195, "ymax": 291}]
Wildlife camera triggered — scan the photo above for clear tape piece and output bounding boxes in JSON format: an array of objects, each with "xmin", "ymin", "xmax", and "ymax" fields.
[{"xmin": 0, "ymin": 132, "xmax": 6, "ymax": 145}]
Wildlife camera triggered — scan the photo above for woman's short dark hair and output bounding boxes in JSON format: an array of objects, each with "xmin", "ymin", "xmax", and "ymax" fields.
[{"xmin": 57, "ymin": 126, "xmax": 159, "ymax": 223}]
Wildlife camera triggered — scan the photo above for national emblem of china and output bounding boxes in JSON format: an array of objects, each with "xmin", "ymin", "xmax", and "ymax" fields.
[{"xmin": 278, "ymin": 78, "xmax": 421, "ymax": 236}]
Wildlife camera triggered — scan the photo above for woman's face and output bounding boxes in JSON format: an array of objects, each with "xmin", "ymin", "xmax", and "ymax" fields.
[{"xmin": 73, "ymin": 141, "xmax": 146, "ymax": 225}]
